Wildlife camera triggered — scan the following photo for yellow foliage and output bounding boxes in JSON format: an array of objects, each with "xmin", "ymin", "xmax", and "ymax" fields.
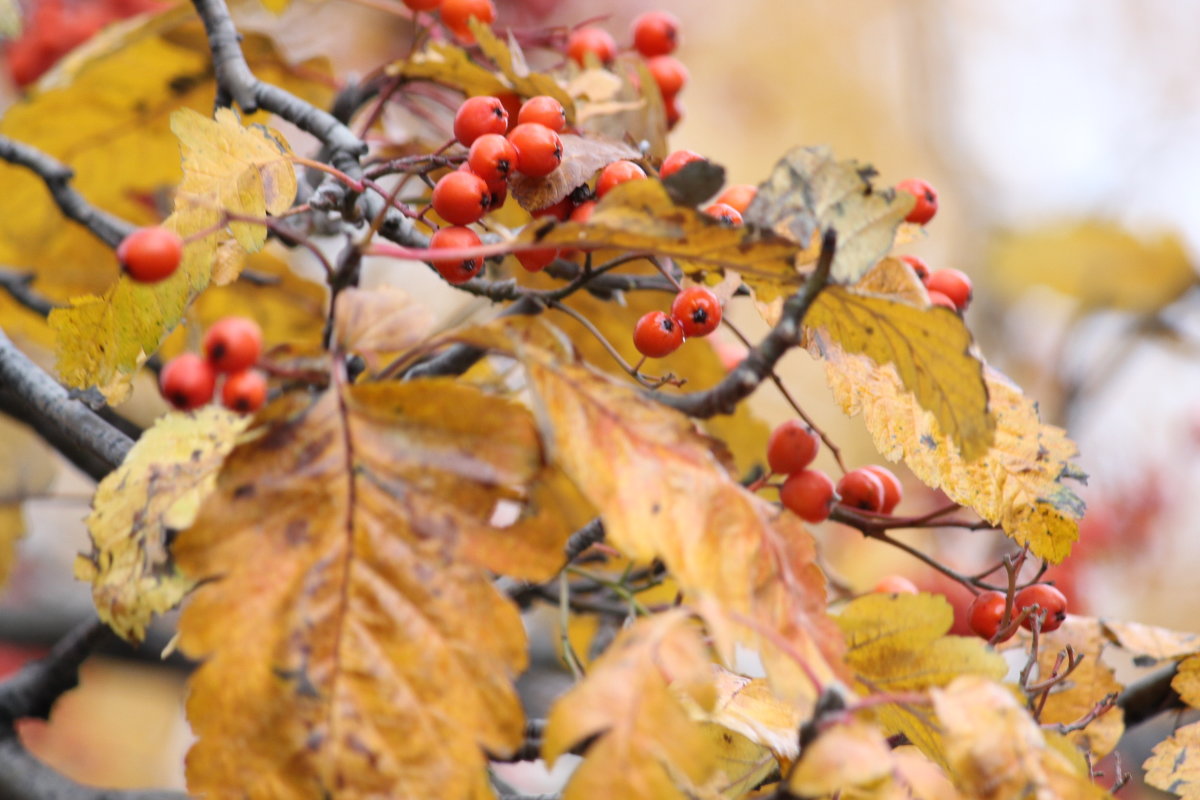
[
  {"xmin": 1146, "ymin": 720, "xmax": 1200, "ymax": 799},
  {"xmin": 468, "ymin": 18, "xmax": 574, "ymax": 116},
  {"xmin": 332, "ymin": 285, "xmax": 433, "ymax": 359},
  {"xmin": 1036, "ymin": 618, "xmax": 1124, "ymax": 758},
  {"xmin": 386, "ymin": 41, "xmax": 509, "ymax": 99},
  {"xmin": 76, "ymin": 407, "xmax": 249, "ymax": 642},
  {"xmin": 787, "ymin": 720, "xmax": 896, "ymax": 798},
  {"xmin": 708, "ymin": 668, "xmax": 805, "ymax": 760},
  {"xmin": 1101, "ymin": 619, "xmax": 1200, "ymax": 662},
  {"xmin": 1174, "ymin": 654, "xmax": 1200, "ymax": 709}
]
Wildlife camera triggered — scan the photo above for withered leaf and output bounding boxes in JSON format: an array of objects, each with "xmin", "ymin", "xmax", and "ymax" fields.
[{"xmin": 509, "ymin": 134, "xmax": 640, "ymax": 212}]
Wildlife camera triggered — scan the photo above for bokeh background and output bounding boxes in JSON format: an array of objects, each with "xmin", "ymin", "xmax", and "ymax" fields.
[{"xmin": 2, "ymin": 0, "xmax": 1199, "ymax": 794}]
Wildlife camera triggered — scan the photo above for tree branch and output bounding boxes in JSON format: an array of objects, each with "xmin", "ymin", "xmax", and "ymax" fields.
[
  {"xmin": 0, "ymin": 269, "xmax": 59, "ymax": 317},
  {"xmin": 1118, "ymin": 662, "xmax": 1182, "ymax": 728},
  {"xmin": 0, "ymin": 738, "xmax": 188, "ymax": 800}
]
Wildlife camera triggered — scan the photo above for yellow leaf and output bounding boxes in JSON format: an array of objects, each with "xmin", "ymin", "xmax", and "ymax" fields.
[
  {"xmin": 75, "ymin": 407, "xmax": 248, "ymax": 643},
  {"xmin": 932, "ymin": 676, "xmax": 1111, "ymax": 799},
  {"xmin": 175, "ymin": 380, "xmax": 577, "ymax": 798},
  {"xmin": 806, "ymin": 285, "xmax": 994, "ymax": 460},
  {"xmin": 333, "ymin": 285, "xmax": 433, "ymax": 360},
  {"xmin": 788, "ymin": 720, "xmax": 895, "ymax": 797},
  {"xmin": 891, "ymin": 746, "xmax": 965, "ymax": 800},
  {"xmin": 816, "ymin": 345, "xmax": 1084, "ymax": 563},
  {"xmin": 1146, "ymin": 719, "xmax": 1200, "ymax": 799},
  {"xmin": 708, "ymin": 668, "xmax": 805, "ymax": 760},
  {"xmin": 745, "ymin": 146, "xmax": 915, "ymax": 284},
  {"xmin": 386, "ymin": 41, "xmax": 509, "ymax": 99},
  {"xmin": 696, "ymin": 722, "xmax": 778, "ymax": 800},
  {"xmin": 469, "ymin": 18, "xmax": 574, "ymax": 117},
  {"xmin": 1101, "ymin": 619, "xmax": 1200, "ymax": 663},
  {"xmin": 1174, "ymin": 654, "xmax": 1200, "ymax": 708},
  {"xmin": 990, "ymin": 222, "xmax": 1198, "ymax": 313},
  {"xmin": 1036, "ymin": 617, "xmax": 1124, "ymax": 758},
  {"xmin": 544, "ymin": 611, "xmax": 723, "ymax": 800}
]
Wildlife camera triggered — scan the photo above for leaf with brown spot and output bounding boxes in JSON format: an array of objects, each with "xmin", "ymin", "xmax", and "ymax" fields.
[{"xmin": 509, "ymin": 134, "xmax": 640, "ymax": 212}]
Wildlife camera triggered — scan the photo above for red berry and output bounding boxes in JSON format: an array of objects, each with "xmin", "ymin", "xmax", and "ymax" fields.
[
  {"xmin": 836, "ymin": 468, "xmax": 885, "ymax": 513},
  {"xmin": 118, "ymin": 226, "xmax": 183, "ymax": 283},
  {"xmin": 428, "ymin": 226, "xmax": 484, "ymax": 284},
  {"xmin": 467, "ymin": 133, "xmax": 517, "ymax": 183},
  {"xmin": 569, "ymin": 200, "xmax": 596, "ymax": 224},
  {"xmin": 631, "ymin": 10, "xmax": 680, "ymax": 58},
  {"xmin": 403, "ymin": 0, "xmax": 441, "ymax": 9},
  {"xmin": 159, "ymin": 353, "xmax": 217, "ymax": 411},
  {"xmin": 454, "ymin": 96, "xmax": 509, "ymax": 147},
  {"xmin": 432, "ymin": 170, "xmax": 490, "ymax": 226},
  {"xmin": 203, "ymin": 317, "xmax": 263, "ymax": 374},
  {"xmin": 533, "ymin": 197, "xmax": 574, "ymax": 221},
  {"xmin": 862, "ymin": 465, "xmax": 903, "ymax": 515},
  {"xmin": 660, "ymin": 149, "xmax": 704, "ymax": 179},
  {"xmin": 567, "ymin": 26, "xmax": 617, "ymax": 66},
  {"xmin": 873, "ymin": 575, "xmax": 919, "ymax": 595},
  {"xmin": 928, "ymin": 290, "xmax": 957, "ymax": 311},
  {"xmin": 517, "ymin": 96, "xmax": 566, "ymax": 132},
  {"xmin": 924, "ymin": 269, "xmax": 972, "ymax": 311},
  {"xmin": 1014, "ymin": 584, "xmax": 1068, "ymax": 633},
  {"xmin": 516, "ymin": 247, "xmax": 559, "ymax": 272},
  {"xmin": 703, "ymin": 202, "xmax": 743, "ymax": 226},
  {"xmin": 507, "ymin": 123, "xmax": 563, "ymax": 178},
  {"xmin": 596, "ymin": 160, "xmax": 646, "ymax": 198},
  {"xmin": 221, "ymin": 369, "xmax": 268, "ymax": 414},
  {"xmin": 968, "ymin": 591, "xmax": 1014, "ymax": 642},
  {"xmin": 780, "ymin": 469, "xmax": 836, "ymax": 523},
  {"xmin": 646, "ymin": 55, "xmax": 688, "ymax": 98},
  {"xmin": 899, "ymin": 254, "xmax": 930, "ymax": 281},
  {"xmin": 664, "ymin": 94, "xmax": 684, "ymax": 130},
  {"xmin": 716, "ymin": 184, "xmax": 757, "ymax": 215},
  {"xmin": 670, "ymin": 286, "xmax": 722, "ymax": 338},
  {"xmin": 439, "ymin": 0, "xmax": 495, "ymax": 42},
  {"xmin": 633, "ymin": 310, "xmax": 683, "ymax": 358},
  {"xmin": 767, "ymin": 420, "xmax": 820, "ymax": 475},
  {"xmin": 484, "ymin": 177, "xmax": 507, "ymax": 209},
  {"xmin": 897, "ymin": 178, "xmax": 938, "ymax": 225}
]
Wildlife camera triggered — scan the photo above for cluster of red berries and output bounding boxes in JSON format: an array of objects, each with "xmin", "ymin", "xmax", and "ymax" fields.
[
  {"xmin": 891, "ymin": 178, "xmax": 973, "ymax": 313},
  {"xmin": 659, "ymin": 149, "xmax": 756, "ymax": 224},
  {"xmin": 401, "ymin": 0, "xmax": 496, "ymax": 44},
  {"xmin": 117, "ymin": 226, "xmax": 184, "ymax": 283},
  {"xmin": 633, "ymin": 286, "xmax": 722, "ymax": 359},
  {"xmin": 967, "ymin": 583, "xmax": 1068, "ymax": 641},
  {"xmin": 566, "ymin": 11, "xmax": 688, "ymax": 128},
  {"xmin": 159, "ymin": 317, "xmax": 267, "ymax": 415},
  {"xmin": 768, "ymin": 420, "xmax": 903, "ymax": 524}
]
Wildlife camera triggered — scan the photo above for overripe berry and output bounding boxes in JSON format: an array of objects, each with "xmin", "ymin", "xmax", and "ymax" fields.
[
  {"xmin": 467, "ymin": 133, "xmax": 517, "ymax": 183},
  {"xmin": 647, "ymin": 55, "xmax": 688, "ymax": 98},
  {"xmin": 703, "ymin": 202, "xmax": 742, "ymax": 226},
  {"xmin": 897, "ymin": 178, "xmax": 938, "ymax": 225},
  {"xmin": 1015, "ymin": 584, "xmax": 1068, "ymax": 632},
  {"xmin": 716, "ymin": 184, "xmax": 757, "ymax": 214},
  {"xmin": 836, "ymin": 468, "xmax": 885, "ymax": 513},
  {"xmin": 968, "ymin": 590, "xmax": 1014, "ymax": 642},
  {"xmin": 899, "ymin": 254, "xmax": 930, "ymax": 281},
  {"xmin": 631, "ymin": 10, "xmax": 679, "ymax": 57},
  {"xmin": 432, "ymin": 170, "xmax": 490, "ymax": 225},
  {"xmin": 454, "ymin": 96, "xmax": 508, "ymax": 146},
  {"xmin": 439, "ymin": 0, "xmax": 495, "ymax": 42},
  {"xmin": 633, "ymin": 310, "xmax": 683, "ymax": 358},
  {"xmin": 516, "ymin": 247, "xmax": 559, "ymax": 272},
  {"xmin": 517, "ymin": 96, "xmax": 566, "ymax": 132},
  {"xmin": 118, "ymin": 226, "xmax": 183, "ymax": 283},
  {"xmin": 203, "ymin": 317, "xmax": 262, "ymax": 374},
  {"xmin": 596, "ymin": 160, "xmax": 646, "ymax": 198},
  {"xmin": 928, "ymin": 290, "xmax": 957, "ymax": 310},
  {"xmin": 222, "ymin": 369, "xmax": 268, "ymax": 414},
  {"xmin": 428, "ymin": 226, "xmax": 484, "ymax": 284},
  {"xmin": 873, "ymin": 575, "xmax": 919, "ymax": 595},
  {"xmin": 780, "ymin": 469, "xmax": 837, "ymax": 523},
  {"xmin": 862, "ymin": 465, "xmax": 903, "ymax": 514},
  {"xmin": 670, "ymin": 286, "xmax": 721, "ymax": 338},
  {"xmin": 925, "ymin": 269, "xmax": 972, "ymax": 311},
  {"xmin": 507, "ymin": 123, "xmax": 563, "ymax": 177},
  {"xmin": 567, "ymin": 26, "xmax": 617, "ymax": 66},
  {"xmin": 160, "ymin": 353, "xmax": 217, "ymax": 411},
  {"xmin": 767, "ymin": 419, "xmax": 820, "ymax": 475},
  {"xmin": 660, "ymin": 149, "xmax": 704, "ymax": 179}
]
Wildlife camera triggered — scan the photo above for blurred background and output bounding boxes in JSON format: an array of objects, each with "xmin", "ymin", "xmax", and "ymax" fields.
[{"xmin": 2, "ymin": 0, "xmax": 1198, "ymax": 795}]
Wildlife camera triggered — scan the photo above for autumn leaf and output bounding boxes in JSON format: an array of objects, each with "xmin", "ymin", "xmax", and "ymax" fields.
[
  {"xmin": 387, "ymin": 41, "xmax": 509, "ymax": 99},
  {"xmin": 75, "ymin": 407, "xmax": 248, "ymax": 643},
  {"xmin": 509, "ymin": 134, "xmax": 640, "ymax": 212},
  {"xmin": 544, "ymin": 611, "xmax": 724, "ymax": 800},
  {"xmin": 1175, "ymin": 655, "xmax": 1200, "ymax": 708},
  {"xmin": 1101, "ymin": 619, "xmax": 1200, "ymax": 663},
  {"xmin": 787, "ymin": 719, "xmax": 897, "ymax": 798},
  {"xmin": 1036, "ymin": 617, "xmax": 1124, "ymax": 758},
  {"xmin": 744, "ymin": 145, "xmax": 915, "ymax": 283},
  {"xmin": 468, "ymin": 18, "xmax": 574, "ymax": 116},
  {"xmin": 837, "ymin": 593, "xmax": 1006, "ymax": 769},
  {"xmin": 1146, "ymin": 720, "xmax": 1200, "ymax": 799},
  {"xmin": 174, "ymin": 379, "xmax": 578, "ymax": 798},
  {"xmin": 805, "ymin": 285, "xmax": 994, "ymax": 460},
  {"xmin": 932, "ymin": 676, "xmax": 1111, "ymax": 799},
  {"xmin": 707, "ymin": 668, "xmax": 804, "ymax": 760},
  {"xmin": 333, "ymin": 285, "xmax": 433, "ymax": 361}
]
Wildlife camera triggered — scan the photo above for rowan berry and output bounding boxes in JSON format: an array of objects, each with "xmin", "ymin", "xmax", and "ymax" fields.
[
  {"xmin": 569, "ymin": 200, "xmax": 596, "ymax": 224},
  {"xmin": 567, "ymin": 26, "xmax": 617, "ymax": 66},
  {"xmin": 647, "ymin": 55, "xmax": 688, "ymax": 98},
  {"xmin": 899, "ymin": 254, "xmax": 930, "ymax": 282},
  {"xmin": 873, "ymin": 575, "xmax": 919, "ymax": 595},
  {"xmin": 403, "ymin": 0, "xmax": 441, "ymax": 9},
  {"xmin": 631, "ymin": 10, "xmax": 679, "ymax": 58},
  {"xmin": 160, "ymin": 353, "xmax": 217, "ymax": 411},
  {"xmin": 862, "ymin": 465, "xmax": 903, "ymax": 514},
  {"xmin": 928, "ymin": 290, "xmax": 957, "ymax": 311},
  {"xmin": 897, "ymin": 178, "xmax": 938, "ymax": 225},
  {"xmin": 716, "ymin": 184, "xmax": 757, "ymax": 215},
  {"xmin": 836, "ymin": 468, "xmax": 885, "ymax": 513},
  {"xmin": 780, "ymin": 469, "xmax": 837, "ymax": 523},
  {"xmin": 453, "ymin": 96, "xmax": 509, "ymax": 146},
  {"xmin": 659, "ymin": 149, "xmax": 704, "ymax": 179},
  {"xmin": 703, "ymin": 202, "xmax": 742, "ymax": 226},
  {"xmin": 432, "ymin": 170, "xmax": 490, "ymax": 225},
  {"xmin": 467, "ymin": 133, "xmax": 517, "ymax": 183},
  {"xmin": 484, "ymin": 177, "xmax": 507, "ymax": 209},
  {"xmin": 203, "ymin": 317, "xmax": 263, "ymax": 374},
  {"xmin": 1014, "ymin": 584, "xmax": 1068, "ymax": 633},
  {"xmin": 118, "ymin": 226, "xmax": 183, "ymax": 283},
  {"xmin": 924, "ymin": 269, "xmax": 972, "ymax": 311},
  {"xmin": 633, "ymin": 310, "xmax": 683, "ymax": 358},
  {"xmin": 517, "ymin": 96, "xmax": 566, "ymax": 132},
  {"xmin": 968, "ymin": 590, "xmax": 1014, "ymax": 642},
  {"xmin": 670, "ymin": 286, "xmax": 721, "ymax": 338},
  {"xmin": 595, "ymin": 160, "xmax": 646, "ymax": 198},
  {"xmin": 507, "ymin": 123, "xmax": 563, "ymax": 178},
  {"xmin": 516, "ymin": 247, "xmax": 559, "ymax": 272},
  {"xmin": 428, "ymin": 226, "xmax": 484, "ymax": 284},
  {"xmin": 439, "ymin": 0, "xmax": 495, "ymax": 43},
  {"xmin": 222, "ymin": 369, "xmax": 268, "ymax": 414},
  {"xmin": 767, "ymin": 419, "xmax": 820, "ymax": 475},
  {"xmin": 533, "ymin": 196, "xmax": 574, "ymax": 221},
  {"xmin": 664, "ymin": 95, "xmax": 684, "ymax": 129}
]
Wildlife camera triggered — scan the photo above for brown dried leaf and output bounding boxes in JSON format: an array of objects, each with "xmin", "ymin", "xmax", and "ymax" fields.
[{"xmin": 509, "ymin": 134, "xmax": 640, "ymax": 211}]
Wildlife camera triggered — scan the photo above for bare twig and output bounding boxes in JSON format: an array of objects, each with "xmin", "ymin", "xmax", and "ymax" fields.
[{"xmin": 0, "ymin": 268, "xmax": 59, "ymax": 317}]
